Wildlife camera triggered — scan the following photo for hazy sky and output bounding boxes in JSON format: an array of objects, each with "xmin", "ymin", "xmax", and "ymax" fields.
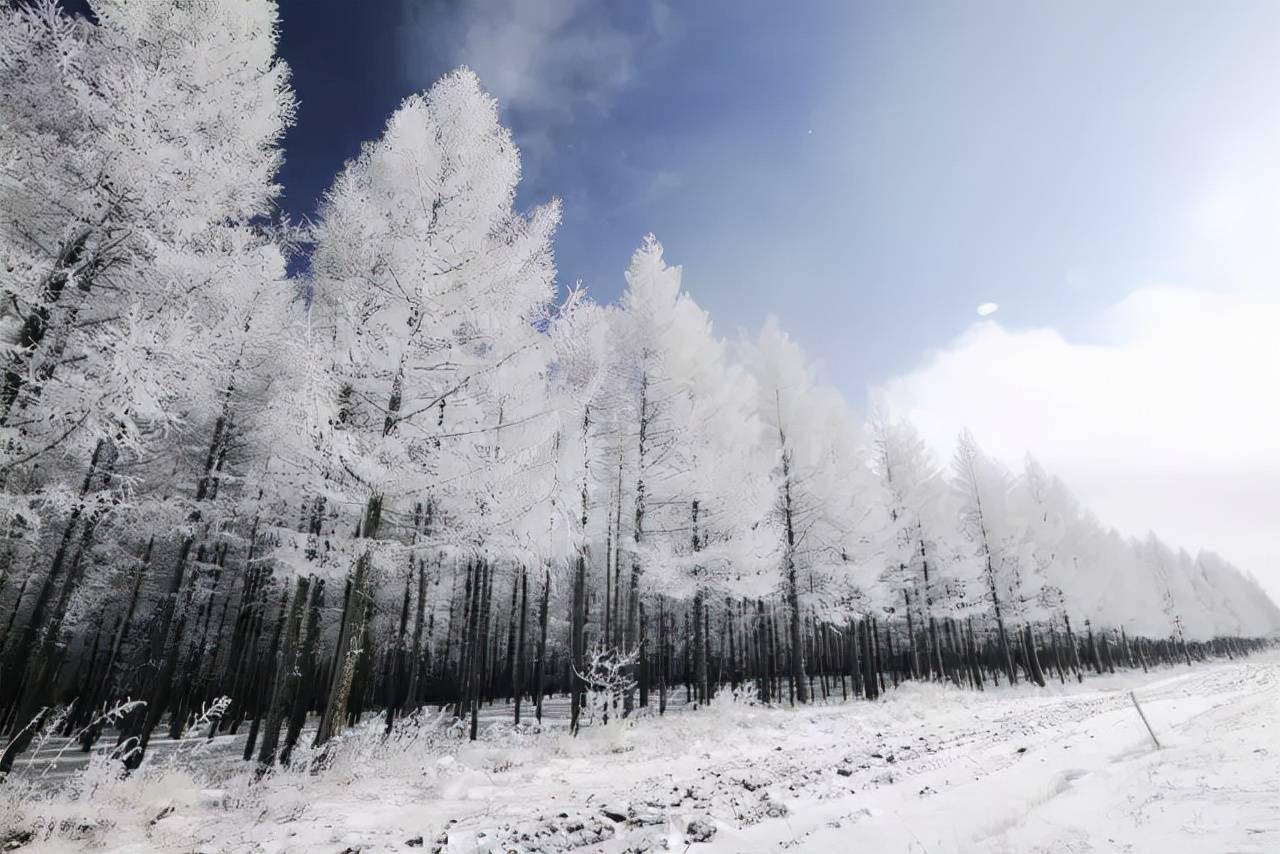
[{"xmin": 276, "ymin": 0, "xmax": 1280, "ymax": 596}]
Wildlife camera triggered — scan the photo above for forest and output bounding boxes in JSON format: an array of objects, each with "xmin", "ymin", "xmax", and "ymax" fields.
[{"xmin": 0, "ymin": 2, "xmax": 1277, "ymax": 845}]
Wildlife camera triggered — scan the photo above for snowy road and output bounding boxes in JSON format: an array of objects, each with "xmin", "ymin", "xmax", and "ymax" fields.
[
  {"xmin": 7, "ymin": 656, "xmax": 1278, "ymax": 852},
  {"xmin": 715, "ymin": 659, "xmax": 1280, "ymax": 853}
]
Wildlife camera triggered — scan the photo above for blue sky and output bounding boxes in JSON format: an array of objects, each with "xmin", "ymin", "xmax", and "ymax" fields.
[
  {"xmin": 276, "ymin": 0, "xmax": 1280, "ymax": 591},
  {"xmin": 278, "ymin": 0, "xmax": 1279, "ymax": 394}
]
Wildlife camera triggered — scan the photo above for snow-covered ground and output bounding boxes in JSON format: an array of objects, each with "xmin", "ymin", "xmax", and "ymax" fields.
[{"xmin": 6, "ymin": 655, "xmax": 1277, "ymax": 853}]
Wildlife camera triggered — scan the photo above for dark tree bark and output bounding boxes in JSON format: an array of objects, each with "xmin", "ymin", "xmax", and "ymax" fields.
[
  {"xmin": 1023, "ymin": 623, "xmax": 1046, "ymax": 687},
  {"xmin": 775, "ymin": 397, "xmax": 808, "ymax": 704},
  {"xmin": 281, "ymin": 578, "xmax": 323, "ymax": 766},
  {"xmin": 243, "ymin": 586, "xmax": 290, "ymax": 761},
  {"xmin": 513, "ymin": 569, "xmax": 528, "ymax": 725},
  {"xmin": 0, "ymin": 229, "xmax": 92, "ymax": 422},
  {"xmin": 384, "ymin": 567, "xmax": 413, "ymax": 735},
  {"xmin": 257, "ymin": 576, "xmax": 309, "ymax": 769},
  {"xmin": 534, "ymin": 568, "xmax": 549, "ymax": 724},
  {"xmin": 405, "ymin": 559, "xmax": 427, "ymax": 712}
]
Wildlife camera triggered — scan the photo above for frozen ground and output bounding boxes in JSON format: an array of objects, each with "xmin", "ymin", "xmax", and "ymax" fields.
[{"xmin": 4, "ymin": 655, "xmax": 1277, "ymax": 853}]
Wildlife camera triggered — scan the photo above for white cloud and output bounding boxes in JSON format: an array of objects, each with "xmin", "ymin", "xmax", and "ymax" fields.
[
  {"xmin": 976, "ymin": 302, "xmax": 999, "ymax": 316},
  {"xmin": 401, "ymin": 0, "xmax": 667, "ymax": 118},
  {"xmin": 878, "ymin": 284, "xmax": 1280, "ymax": 598}
]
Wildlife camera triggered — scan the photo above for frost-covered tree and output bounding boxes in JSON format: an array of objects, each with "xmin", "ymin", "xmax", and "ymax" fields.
[
  {"xmin": 0, "ymin": 0, "xmax": 293, "ymax": 473},
  {"xmin": 951, "ymin": 429, "xmax": 1032, "ymax": 684},
  {"xmin": 618, "ymin": 242, "xmax": 765, "ymax": 705},
  {"xmin": 869, "ymin": 413, "xmax": 958, "ymax": 679},
  {"xmin": 0, "ymin": 0, "xmax": 295, "ymax": 769},
  {"xmin": 284, "ymin": 68, "xmax": 558, "ymax": 745},
  {"xmin": 605, "ymin": 237, "xmax": 685, "ymax": 706},
  {"xmin": 738, "ymin": 316, "xmax": 859, "ymax": 703}
]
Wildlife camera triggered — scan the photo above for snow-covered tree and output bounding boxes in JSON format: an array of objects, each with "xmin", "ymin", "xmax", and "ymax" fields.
[
  {"xmin": 0, "ymin": 0, "xmax": 295, "ymax": 769},
  {"xmin": 287, "ymin": 68, "xmax": 558, "ymax": 744},
  {"xmin": 868, "ymin": 413, "xmax": 960, "ymax": 678},
  {"xmin": 950, "ymin": 429, "xmax": 1035, "ymax": 683},
  {"xmin": 738, "ymin": 316, "xmax": 863, "ymax": 702}
]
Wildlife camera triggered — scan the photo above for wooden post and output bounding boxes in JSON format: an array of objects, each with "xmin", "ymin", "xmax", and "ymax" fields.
[{"xmin": 1129, "ymin": 691, "xmax": 1160, "ymax": 749}]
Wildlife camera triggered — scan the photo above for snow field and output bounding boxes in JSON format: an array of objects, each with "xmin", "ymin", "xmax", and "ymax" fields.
[{"xmin": 4, "ymin": 654, "xmax": 1277, "ymax": 853}]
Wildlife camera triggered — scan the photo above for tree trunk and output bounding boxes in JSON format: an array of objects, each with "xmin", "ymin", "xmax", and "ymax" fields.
[
  {"xmin": 0, "ymin": 229, "xmax": 92, "ymax": 422},
  {"xmin": 1023, "ymin": 623, "xmax": 1046, "ymax": 687},
  {"xmin": 257, "ymin": 577, "xmax": 308, "ymax": 768},
  {"xmin": 281, "ymin": 578, "xmax": 323, "ymax": 766},
  {"xmin": 314, "ymin": 491, "xmax": 382, "ymax": 749},
  {"xmin": 243, "ymin": 587, "xmax": 290, "ymax": 761},
  {"xmin": 0, "ymin": 439, "xmax": 109, "ymax": 726},
  {"xmin": 626, "ymin": 378, "xmax": 649, "ymax": 714},
  {"xmin": 513, "ymin": 569, "xmax": 528, "ymax": 725},
  {"xmin": 79, "ymin": 539, "xmax": 152, "ymax": 750},
  {"xmin": 405, "ymin": 559, "xmax": 427, "ymax": 712},
  {"xmin": 534, "ymin": 568, "xmax": 549, "ymax": 723},
  {"xmin": 315, "ymin": 552, "xmax": 369, "ymax": 748},
  {"xmin": 383, "ymin": 567, "xmax": 412, "ymax": 735},
  {"xmin": 775, "ymin": 399, "xmax": 808, "ymax": 705},
  {"xmin": 570, "ymin": 550, "xmax": 586, "ymax": 734}
]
